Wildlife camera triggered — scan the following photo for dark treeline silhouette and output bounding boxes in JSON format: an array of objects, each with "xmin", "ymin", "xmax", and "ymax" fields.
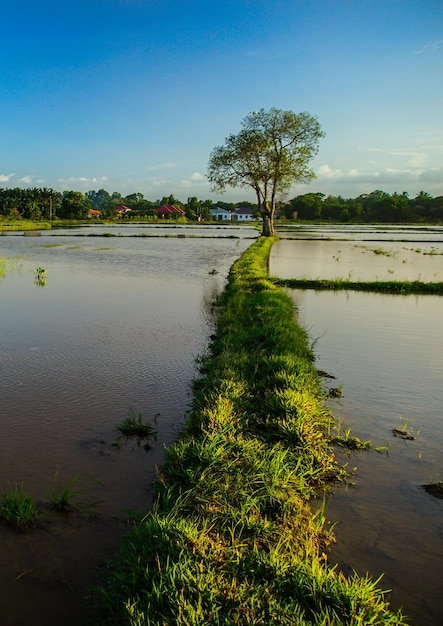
[
  {"xmin": 280, "ymin": 189, "xmax": 443, "ymax": 223},
  {"xmin": 0, "ymin": 186, "xmax": 442, "ymax": 222}
]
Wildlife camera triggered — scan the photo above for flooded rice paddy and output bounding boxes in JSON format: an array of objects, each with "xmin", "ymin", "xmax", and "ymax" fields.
[
  {"xmin": 0, "ymin": 224, "xmax": 256, "ymax": 625},
  {"xmin": 271, "ymin": 224, "xmax": 443, "ymax": 626},
  {"xmin": 1, "ymin": 222, "xmax": 442, "ymax": 625}
]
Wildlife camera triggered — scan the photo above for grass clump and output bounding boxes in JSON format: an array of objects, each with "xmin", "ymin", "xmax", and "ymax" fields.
[
  {"xmin": 114, "ymin": 409, "xmax": 158, "ymax": 450},
  {"xmin": 50, "ymin": 477, "xmax": 81, "ymax": 512},
  {"xmin": 93, "ymin": 237, "xmax": 407, "ymax": 625},
  {"xmin": 0, "ymin": 484, "xmax": 37, "ymax": 529}
]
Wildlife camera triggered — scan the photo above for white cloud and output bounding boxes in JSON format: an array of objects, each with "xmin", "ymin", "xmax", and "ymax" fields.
[
  {"xmin": 58, "ymin": 176, "xmax": 109, "ymax": 187},
  {"xmin": 190, "ymin": 172, "xmax": 205, "ymax": 182},
  {"xmin": 145, "ymin": 162, "xmax": 175, "ymax": 172},
  {"xmin": 317, "ymin": 164, "xmax": 344, "ymax": 179},
  {"xmin": 309, "ymin": 163, "xmax": 443, "ymax": 198},
  {"xmin": 415, "ymin": 40, "xmax": 443, "ymax": 54},
  {"xmin": 19, "ymin": 176, "xmax": 33, "ymax": 184},
  {"xmin": 0, "ymin": 173, "xmax": 15, "ymax": 182}
]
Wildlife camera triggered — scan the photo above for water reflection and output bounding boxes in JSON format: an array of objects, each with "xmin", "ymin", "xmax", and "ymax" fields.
[
  {"xmin": 277, "ymin": 223, "xmax": 443, "ymax": 242},
  {"xmin": 270, "ymin": 238, "xmax": 443, "ymax": 282},
  {"xmin": 270, "ymin": 232, "xmax": 443, "ymax": 626},
  {"xmin": 0, "ymin": 228, "xmax": 254, "ymax": 625}
]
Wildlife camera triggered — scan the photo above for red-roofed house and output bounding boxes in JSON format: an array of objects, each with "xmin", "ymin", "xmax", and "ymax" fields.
[
  {"xmin": 156, "ymin": 204, "xmax": 186, "ymax": 218},
  {"xmin": 116, "ymin": 205, "xmax": 133, "ymax": 215},
  {"xmin": 88, "ymin": 209, "xmax": 102, "ymax": 218}
]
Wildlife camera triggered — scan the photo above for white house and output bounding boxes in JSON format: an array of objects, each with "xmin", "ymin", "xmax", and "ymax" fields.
[
  {"xmin": 234, "ymin": 208, "xmax": 255, "ymax": 221},
  {"xmin": 210, "ymin": 207, "xmax": 232, "ymax": 221}
]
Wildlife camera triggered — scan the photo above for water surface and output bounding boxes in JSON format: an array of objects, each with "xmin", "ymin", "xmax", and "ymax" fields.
[
  {"xmin": 271, "ymin": 226, "xmax": 443, "ymax": 626},
  {"xmin": 0, "ymin": 226, "xmax": 255, "ymax": 625}
]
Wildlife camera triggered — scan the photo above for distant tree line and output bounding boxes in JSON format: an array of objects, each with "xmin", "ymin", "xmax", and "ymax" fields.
[
  {"xmin": 0, "ymin": 186, "xmax": 441, "ymax": 223},
  {"xmin": 0, "ymin": 187, "xmax": 258, "ymax": 222},
  {"xmin": 280, "ymin": 190, "xmax": 443, "ymax": 223}
]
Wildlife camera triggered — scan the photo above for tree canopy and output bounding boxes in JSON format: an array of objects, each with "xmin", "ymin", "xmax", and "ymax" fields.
[{"xmin": 207, "ymin": 108, "xmax": 325, "ymax": 236}]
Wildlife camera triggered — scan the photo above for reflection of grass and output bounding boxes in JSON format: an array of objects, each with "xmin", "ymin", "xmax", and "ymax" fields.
[
  {"xmin": 0, "ymin": 257, "xmax": 22, "ymax": 280},
  {"xmin": 32, "ymin": 243, "xmax": 62, "ymax": 248},
  {"xmin": 422, "ymin": 482, "xmax": 443, "ymax": 499},
  {"xmin": 274, "ymin": 277, "xmax": 443, "ymax": 295}
]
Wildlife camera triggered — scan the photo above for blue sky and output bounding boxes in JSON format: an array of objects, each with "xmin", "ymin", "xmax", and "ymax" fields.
[{"xmin": 1, "ymin": 0, "xmax": 442, "ymax": 202}]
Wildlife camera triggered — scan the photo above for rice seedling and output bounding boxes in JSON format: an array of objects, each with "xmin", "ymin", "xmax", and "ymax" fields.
[
  {"xmin": 0, "ymin": 484, "xmax": 37, "ymax": 529},
  {"xmin": 50, "ymin": 477, "xmax": 81, "ymax": 512},
  {"xmin": 34, "ymin": 266, "xmax": 46, "ymax": 279},
  {"xmin": 392, "ymin": 417, "xmax": 419, "ymax": 441},
  {"xmin": 115, "ymin": 409, "xmax": 157, "ymax": 450}
]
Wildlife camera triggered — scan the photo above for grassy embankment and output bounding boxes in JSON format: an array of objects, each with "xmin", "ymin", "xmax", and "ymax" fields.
[
  {"xmin": 0, "ymin": 220, "xmax": 52, "ymax": 231},
  {"xmin": 273, "ymin": 277, "xmax": 443, "ymax": 295},
  {"xmin": 93, "ymin": 237, "xmax": 406, "ymax": 625}
]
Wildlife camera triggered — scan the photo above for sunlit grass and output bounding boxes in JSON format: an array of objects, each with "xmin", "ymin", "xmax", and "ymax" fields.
[
  {"xmin": 0, "ymin": 220, "xmax": 52, "ymax": 231},
  {"xmin": 274, "ymin": 277, "xmax": 443, "ymax": 295},
  {"xmin": 92, "ymin": 238, "xmax": 407, "ymax": 625}
]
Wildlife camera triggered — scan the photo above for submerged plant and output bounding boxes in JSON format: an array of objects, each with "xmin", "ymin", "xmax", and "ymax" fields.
[
  {"xmin": 50, "ymin": 477, "xmax": 81, "ymax": 512},
  {"xmin": 34, "ymin": 266, "xmax": 47, "ymax": 286},
  {"xmin": 393, "ymin": 417, "xmax": 419, "ymax": 441},
  {"xmin": 35, "ymin": 266, "xmax": 46, "ymax": 278},
  {"xmin": 0, "ymin": 484, "xmax": 37, "ymax": 528},
  {"xmin": 116, "ymin": 409, "xmax": 157, "ymax": 449}
]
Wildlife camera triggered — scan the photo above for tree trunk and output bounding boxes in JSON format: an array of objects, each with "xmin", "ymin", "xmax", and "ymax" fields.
[{"xmin": 261, "ymin": 213, "xmax": 275, "ymax": 237}]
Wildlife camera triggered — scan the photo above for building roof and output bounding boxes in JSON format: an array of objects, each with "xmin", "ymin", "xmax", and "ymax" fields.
[
  {"xmin": 235, "ymin": 208, "xmax": 254, "ymax": 215},
  {"xmin": 210, "ymin": 207, "xmax": 231, "ymax": 213},
  {"xmin": 157, "ymin": 204, "xmax": 186, "ymax": 215}
]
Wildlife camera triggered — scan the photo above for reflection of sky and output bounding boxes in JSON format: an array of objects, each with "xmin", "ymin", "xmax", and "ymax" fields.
[
  {"xmin": 270, "ymin": 239, "xmax": 443, "ymax": 282},
  {"xmin": 277, "ymin": 224, "xmax": 443, "ymax": 242},
  {"xmin": 0, "ymin": 233, "xmax": 252, "ymax": 515},
  {"xmin": 289, "ymin": 288, "xmax": 443, "ymax": 626}
]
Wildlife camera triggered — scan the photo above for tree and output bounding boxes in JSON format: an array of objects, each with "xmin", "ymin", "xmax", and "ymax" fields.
[
  {"xmin": 185, "ymin": 196, "xmax": 213, "ymax": 221},
  {"xmin": 283, "ymin": 192, "xmax": 325, "ymax": 220},
  {"xmin": 59, "ymin": 191, "xmax": 91, "ymax": 220},
  {"xmin": 207, "ymin": 108, "xmax": 325, "ymax": 236}
]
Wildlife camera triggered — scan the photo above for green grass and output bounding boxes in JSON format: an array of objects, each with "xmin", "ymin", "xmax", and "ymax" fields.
[
  {"xmin": 92, "ymin": 237, "xmax": 407, "ymax": 624},
  {"xmin": 0, "ymin": 484, "xmax": 37, "ymax": 529},
  {"xmin": 114, "ymin": 409, "xmax": 158, "ymax": 450},
  {"xmin": 274, "ymin": 277, "xmax": 443, "ymax": 295},
  {"xmin": 50, "ymin": 477, "xmax": 81, "ymax": 512},
  {"xmin": 0, "ymin": 220, "xmax": 52, "ymax": 231}
]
